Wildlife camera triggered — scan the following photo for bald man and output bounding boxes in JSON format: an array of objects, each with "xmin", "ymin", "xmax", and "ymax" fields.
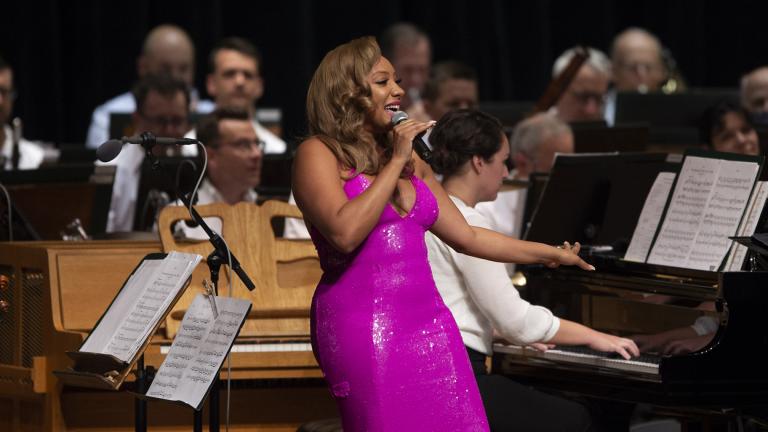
[
  {"xmin": 610, "ymin": 28, "xmax": 667, "ymax": 94},
  {"xmin": 603, "ymin": 27, "xmax": 669, "ymax": 125},
  {"xmin": 741, "ymin": 66, "xmax": 768, "ymax": 125},
  {"xmin": 85, "ymin": 24, "xmax": 213, "ymax": 149}
]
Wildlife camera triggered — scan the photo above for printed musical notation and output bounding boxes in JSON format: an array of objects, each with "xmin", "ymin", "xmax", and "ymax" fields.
[
  {"xmin": 625, "ymin": 172, "xmax": 676, "ymax": 262},
  {"xmin": 79, "ymin": 252, "xmax": 202, "ymax": 363},
  {"xmin": 725, "ymin": 181, "xmax": 768, "ymax": 271},
  {"xmin": 647, "ymin": 156, "xmax": 759, "ymax": 270},
  {"xmin": 145, "ymin": 294, "xmax": 251, "ymax": 409}
]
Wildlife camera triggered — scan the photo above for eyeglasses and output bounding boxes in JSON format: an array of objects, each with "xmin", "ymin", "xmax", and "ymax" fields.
[
  {"xmin": 226, "ymin": 138, "xmax": 266, "ymax": 153},
  {"xmin": 570, "ymin": 91, "xmax": 606, "ymax": 106},
  {"xmin": 616, "ymin": 61, "xmax": 664, "ymax": 75}
]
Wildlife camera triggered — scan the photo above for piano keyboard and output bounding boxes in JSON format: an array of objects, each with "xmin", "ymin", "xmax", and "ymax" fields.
[
  {"xmin": 493, "ymin": 343, "xmax": 660, "ymax": 376},
  {"xmin": 160, "ymin": 341, "xmax": 313, "ymax": 354}
]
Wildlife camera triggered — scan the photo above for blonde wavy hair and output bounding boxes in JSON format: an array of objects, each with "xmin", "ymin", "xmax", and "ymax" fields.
[{"xmin": 307, "ymin": 36, "xmax": 391, "ymax": 175}]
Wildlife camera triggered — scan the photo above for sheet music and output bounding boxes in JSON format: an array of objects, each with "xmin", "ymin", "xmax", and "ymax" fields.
[
  {"xmin": 648, "ymin": 157, "xmax": 720, "ymax": 268},
  {"xmin": 647, "ymin": 156, "xmax": 759, "ymax": 270},
  {"xmin": 624, "ymin": 172, "xmax": 676, "ymax": 262},
  {"xmin": 145, "ymin": 294, "xmax": 251, "ymax": 409},
  {"xmin": 725, "ymin": 181, "xmax": 768, "ymax": 271},
  {"xmin": 687, "ymin": 160, "xmax": 759, "ymax": 270},
  {"xmin": 79, "ymin": 251, "xmax": 202, "ymax": 363}
]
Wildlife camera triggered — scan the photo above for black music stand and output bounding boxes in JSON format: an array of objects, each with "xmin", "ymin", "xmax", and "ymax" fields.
[
  {"xmin": 525, "ymin": 153, "xmax": 680, "ymax": 251},
  {"xmin": 614, "ymin": 90, "xmax": 739, "ymax": 146},
  {"xmin": 570, "ymin": 123, "xmax": 649, "ymax": 153}
]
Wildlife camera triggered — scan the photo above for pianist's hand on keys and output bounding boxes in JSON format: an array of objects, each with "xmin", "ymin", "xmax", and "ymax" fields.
[{"xmin": 539, "ymin": 319, "xmax": 640, "ymax": 360}]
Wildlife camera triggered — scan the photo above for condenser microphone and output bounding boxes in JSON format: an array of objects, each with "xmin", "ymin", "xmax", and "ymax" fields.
[
  {"xmin": 391, "ymin": 111, "xmax": 433, "ymax": 163},
  {"xmin": 96, "ymin": 132, "xmax": 199, "ymax": 162},
  {"xmin": 96, "ymin": 139, "xmax": 124, "ymax": 163}
]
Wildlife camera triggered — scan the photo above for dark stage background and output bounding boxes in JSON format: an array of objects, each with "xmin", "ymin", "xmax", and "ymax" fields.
[{"xmin": 2, "ymin": 0, "xmax": 768, "ymax": 148}]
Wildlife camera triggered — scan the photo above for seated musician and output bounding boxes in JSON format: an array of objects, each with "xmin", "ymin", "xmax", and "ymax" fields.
[
  {"xmin": 106, "ymin": 74, "xmax": 191, "ymax": 232},
  {"xmin": 0, "ymin": 55, "xmax": 44, "ymax": 170},
  {"xmin": 700, "ymin": 100, "xmax": 760, "ymax": 156},
  {"xmin": 741, "ymin": 66, "xmax": 768, "ymax": 126},
  {"xmin": 633, "ymin": 101, "xmax": 760, "ymax": 355},
  {"xmin": 173, "ymin": 108, "xmax": 264, "ymax": 239},
  {"xmin": 549, "ymin": 46, "xmax": 611, "ymax": 124},
  {"xmin": 425, "ymin": 109, "xmax": 639, "ymax": 431}
]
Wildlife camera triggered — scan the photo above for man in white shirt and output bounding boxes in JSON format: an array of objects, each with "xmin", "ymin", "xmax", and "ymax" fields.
[
  {"xmin": 105, "ymin": 74, "xmax": 191, "ymax": 232},
  {"xmin": 185, "ymin": 37, "xmax": 286, "ymax": 155},
  {"xmin": 174, "ymin": 108, "xmax": 263, "ymax": 240},
  {"xmin": 0, "ymin": 56, "xmax": 43, "ymax": 169},
  {"xmin": 85, "ymin": 24, "xmax": 214, "ymax": 149}
]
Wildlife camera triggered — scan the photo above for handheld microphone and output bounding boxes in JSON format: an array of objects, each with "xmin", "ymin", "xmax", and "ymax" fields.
[
  {"xmin": 391, "ymin": 111, "xmax": 433, "ymax": 163},
  {"xmin": 96, "ymin": 132, "xmax": 199, "ymax": 162}
]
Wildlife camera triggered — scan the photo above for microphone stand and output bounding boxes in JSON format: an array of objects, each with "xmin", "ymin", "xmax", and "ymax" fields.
[{"xmin": 146, "ymin": 150, "xmax": 255, "ymax": 432}]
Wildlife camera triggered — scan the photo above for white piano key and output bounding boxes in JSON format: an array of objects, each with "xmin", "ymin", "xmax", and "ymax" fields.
[{"xmin": 160, "ymin": 342, "xmax": 312, "ymax": 354}]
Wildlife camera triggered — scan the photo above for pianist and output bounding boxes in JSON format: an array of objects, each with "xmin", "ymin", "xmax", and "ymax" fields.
[{"xmin": 426, "ymin": 109, "xmax": 639, "ymax": 431}]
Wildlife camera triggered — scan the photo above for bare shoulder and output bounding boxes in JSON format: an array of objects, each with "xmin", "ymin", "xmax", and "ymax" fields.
[
  {"xmin": 292, "ymin": 137, "xmax": 345, "ymax": 198},
  {"xmin": 295, "ymin": 136, "xmax": 334, "ymax": 160}
]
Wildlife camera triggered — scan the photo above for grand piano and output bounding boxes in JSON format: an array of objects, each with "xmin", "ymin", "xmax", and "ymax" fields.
[
  {"xmin": 492, "ymin": 152, "xmax": 768, "ymax": 424},
  {"xmin": 494, "ymin": 265, "xmax": 768, "ymax": 410}
]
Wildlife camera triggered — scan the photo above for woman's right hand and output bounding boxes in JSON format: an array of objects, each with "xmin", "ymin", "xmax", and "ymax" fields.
[
  {"xmin": 587, "ymin": 331, "xmax": 640, "ymax": 360},
  {"xmin": 391, "ymin": 118, "xmax": 435, "ymax": 163}
]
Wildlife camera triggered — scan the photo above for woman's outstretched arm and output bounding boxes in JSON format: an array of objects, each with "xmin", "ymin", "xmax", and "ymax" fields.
[{"xmin": 419, "ymin": 160, "xmax": 593, "ymax": 269}]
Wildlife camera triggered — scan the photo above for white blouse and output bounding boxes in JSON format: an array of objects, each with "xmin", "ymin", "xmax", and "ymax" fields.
[{"xmin": 426, "ymin": 196, "xmax": 560, "ymax": 355}]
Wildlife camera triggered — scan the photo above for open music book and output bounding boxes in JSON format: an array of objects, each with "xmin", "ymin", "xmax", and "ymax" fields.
[
  {"xmin": 143, "ymin": 293, "xmax": 251, "ymax": 410},
  {"xmin": 79, "ymin": 251, "xmax": 202, "ymax": 363},
  {"xmin": 624, "ymin": 152, "xmax": 762, "ymax": 271},
  {"xmin": 55, "ymin": 252, "xmax": 201, "ymax": 390}
]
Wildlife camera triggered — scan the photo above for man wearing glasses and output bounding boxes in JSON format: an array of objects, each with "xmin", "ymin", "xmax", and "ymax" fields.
[
  {"xmin": 0, "ymin": 56, "xmax": 44, "ymax": 170},
  {"xmin": 604, "ymin": 27, "xmax": 670, "ymax": 125},
  {"xmin": 106, "ymin": 74, "xmax": 190, "ymax": 232},
  {"xmin": 550, "ymin": 47, "xmax": 611, "ymax": 125},
  {"xmin": 175, "ymin": 108, "xmax": 264, "ymax": 240}
]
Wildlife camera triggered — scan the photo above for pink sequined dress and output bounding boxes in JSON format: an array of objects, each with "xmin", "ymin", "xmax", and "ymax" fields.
[{"xmin": 309, "ymin": 173, "xmax": 489, "ymax": 431}]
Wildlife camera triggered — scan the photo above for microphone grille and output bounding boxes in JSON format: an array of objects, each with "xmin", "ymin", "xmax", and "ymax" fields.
[
  {"xmin": 96, "ymin": 139, "xmax": 124, "ymax": 162},
  {"xmin": 391, "ymin": 111, "xmax": 409, "ymax": 126}
]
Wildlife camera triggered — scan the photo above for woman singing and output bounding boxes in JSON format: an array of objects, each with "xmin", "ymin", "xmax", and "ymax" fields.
[{"xmin": 292, "ymin": 36, "xmax": 600, "ymax": 431}]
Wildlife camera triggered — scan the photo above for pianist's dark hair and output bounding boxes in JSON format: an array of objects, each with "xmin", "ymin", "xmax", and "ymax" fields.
[
  {"xmin": 0, "ymin": 55, "xmax": 8, "ymax": 72},
  {"xmin": 699, "ymin": 100, "xmax": 755, "ymax": 147},
  {"xmin": 429, "ymin": 109, "xmax": 505, "ymax": 177},
  {"xmin": 197, "ymin": 108, "xmax": 251, "ymax": 149}
]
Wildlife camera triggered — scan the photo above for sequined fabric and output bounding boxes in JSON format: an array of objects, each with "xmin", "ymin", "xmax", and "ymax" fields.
[{"xmin": 309, "ymin": 173, "xmax": 489, "ymax": 431}]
